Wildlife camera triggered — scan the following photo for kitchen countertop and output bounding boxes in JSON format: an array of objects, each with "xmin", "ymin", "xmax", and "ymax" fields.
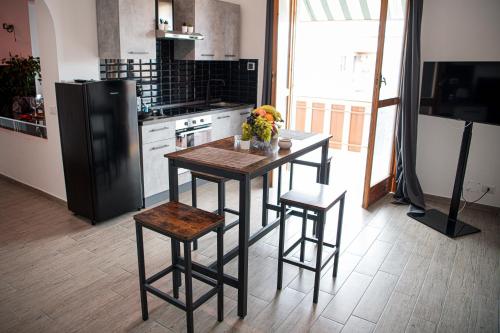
[{"xmin": 139, "ymin": 103, "xmax": 255, "ymax": 126}]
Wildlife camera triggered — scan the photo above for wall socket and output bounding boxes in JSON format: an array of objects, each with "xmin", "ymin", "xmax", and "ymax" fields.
[
  {"xmin": 464, "ymin": 181, "xmax": 495, "ymax": 194},
  {"xmin": 481, "ymin": 185, "xmax": 495, "ymax": 194},
  {"xmin": 247, "ymin": 61, "xmax": 256, "ymax": 71}
]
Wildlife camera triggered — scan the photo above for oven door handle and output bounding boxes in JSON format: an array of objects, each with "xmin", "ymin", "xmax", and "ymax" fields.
[{"xmin": 176, "ymin": 126, "xmax": 212, "ymax": 137}]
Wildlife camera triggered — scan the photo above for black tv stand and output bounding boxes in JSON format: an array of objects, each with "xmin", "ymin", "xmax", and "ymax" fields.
[{"xmin": 408, "ymin": 121, "xmax": 480, "ymax": 238}]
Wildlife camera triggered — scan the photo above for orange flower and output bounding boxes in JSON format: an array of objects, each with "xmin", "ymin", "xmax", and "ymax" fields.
[
  {"xmin": 265, "ymin": 113, "xmax": 274, "ymax": 122},
  {"xmin": 255, "ymin": 108, "xmax": 267, "ymax": 117}
]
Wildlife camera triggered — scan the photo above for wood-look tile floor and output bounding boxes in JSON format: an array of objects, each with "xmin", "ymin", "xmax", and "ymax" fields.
[{"xmin": 0, "ymin": 176, "xmax": 498, "ymax": 333}]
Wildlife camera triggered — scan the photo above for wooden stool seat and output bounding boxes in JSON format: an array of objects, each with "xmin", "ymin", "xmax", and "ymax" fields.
[
  {"xmin": 134, "ymin": 201, "xmax": 224, "ymax": 241},
  {"xmin": 191, "ymin": 171, "xmax": 229, "ymax": 183},
  {"xmin": 280, "ymin": 184, "xmax": 346, "ymax": 212}
]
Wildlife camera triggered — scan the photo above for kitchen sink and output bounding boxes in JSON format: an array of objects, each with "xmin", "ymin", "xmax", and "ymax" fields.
[{"xmin": 209, "ymin": 102, "xmax": 242, "ymax": 108}]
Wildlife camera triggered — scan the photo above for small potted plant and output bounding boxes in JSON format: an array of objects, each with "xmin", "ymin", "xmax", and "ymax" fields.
[
  {"xmin": 158, "ymin": 19, "xmax": 167, "ymax": 31},
  {"xmin": 187, "ymin": 24, "xmax": 194, "ymax": 34},
  {"xmin": 241, "ymin": 105, "xmax": 283, "ymax": 150},
  {"xmin": 182, "ymin": 22, "xmax": 188, "ymax": 33}
]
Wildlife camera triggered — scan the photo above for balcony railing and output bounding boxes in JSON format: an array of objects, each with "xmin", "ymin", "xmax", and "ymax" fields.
[{"xmin": 289, "ymin": 96, "xmax": 371, "ymax": 152}]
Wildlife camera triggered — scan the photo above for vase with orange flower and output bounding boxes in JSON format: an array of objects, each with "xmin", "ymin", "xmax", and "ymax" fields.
[{"xmin": 241, "ymin": 105, "xmax": 283, "ymax": 150}]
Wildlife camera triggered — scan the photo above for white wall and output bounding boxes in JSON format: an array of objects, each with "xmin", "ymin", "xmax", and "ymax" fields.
[
  {"xmin": 224, "ymin": 0, "xmax": 267, "ymax": 106},
  {"xmin": 0, "ymin": 0, "xmax": 99, "ymax": 200},
  {"xmin": 418, "ymin": 0, "xmax": 500, "ymax": 207}
]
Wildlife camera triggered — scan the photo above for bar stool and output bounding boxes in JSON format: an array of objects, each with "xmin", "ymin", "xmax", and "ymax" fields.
[
  {"xmin": 191, "ymin": 171, "xmax": 239, "ymax": 250},
  {"xmin": 277, "ymin": 184, "xmax": 346, "ymax": 303},
  {"xmin": 276, "ymin": 149, "xmax": 334, "ymax": 234},
  {"xmin": 134, "ymin": 201, "xmax": 225, "ymax": 333}
]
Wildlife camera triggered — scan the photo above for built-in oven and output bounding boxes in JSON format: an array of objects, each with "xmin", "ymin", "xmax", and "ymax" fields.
[
  {"xmin": 175, "ymin": 115, "xmax": 212, "ymax": 174},
  {"xmin": 175, "ymin": 115, "xmax": 212, "ymax": 150}
]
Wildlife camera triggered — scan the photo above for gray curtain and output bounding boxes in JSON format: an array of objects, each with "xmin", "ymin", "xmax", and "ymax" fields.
[
  {"xmin": 393, "ymin": 0, "xmax": 426, "ymax": 212},
  {"xmin": 261, "ymin": 0, "xmax": 274, "ymax": 105}
]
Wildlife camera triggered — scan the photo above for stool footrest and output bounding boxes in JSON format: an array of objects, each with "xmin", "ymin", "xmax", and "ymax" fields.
[
  {"xmin": 144, "ymin": 263, "xmax": 220, "ymax": 312},
  {"xmin": 145, "ymin": 284, "xmax": 186, "ymax": 311},
  {"xmin": 146, "ymin": 265, "xmax": 175, "ymax": 284},
  {"xmin": 173, "ymin": 263, "xmax": 218, "ymax": 287},
  {"xmin": 281, "ymin": 248, "xmax": 338, "ymax": 272},
  {"xmin": 193, "ymin": 287, "xmax": 218, "ymax": 310},
  {"xmin": 303, "ymin": 236, "xmax": 337, "ymax": 249},
  {"xmin": 282, "ymin": 257, "xmax": 316, "ymax": 271},
  {"xmin": 223, "ymin": 208, "xmax": 239, "ymax": 216},
  {"xmin": 283, "ymin": 238, "xmax": 303, "ymax": 257},
  {"xmin": 283, "ymin": 236, "xmax": 337, "ymax": 258},
  {"xmin": 223, "ymin": 219, "xmax": 239, "ymax": 232}
]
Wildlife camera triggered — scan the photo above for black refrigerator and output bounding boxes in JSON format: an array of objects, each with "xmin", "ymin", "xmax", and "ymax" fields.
[{"xmin": 55, "ymin": 80, "xmax": 142, "ymax": 224}]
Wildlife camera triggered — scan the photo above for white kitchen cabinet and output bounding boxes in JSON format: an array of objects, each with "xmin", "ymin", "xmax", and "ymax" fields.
[
  {"xmin": 141, "ymin": 120, "xmax": 175, "ymax": 144},
  {"xmin": 212, "ymin": 107, "xmax": 253, "ymax": 140},
  {"xmin": 230, "ymin": 107, "xmax": 252, "ymax": 135},
  {"xmin": 96, "ymin": 0, "xmax": 156, "ymax": 59},
  {"xmin": 212, "ymin": 110, "xmax": 234, "ymax": 140},
  {"xmin": 142, "ymin": 138, "xmax": 176, "ymax": 197}
]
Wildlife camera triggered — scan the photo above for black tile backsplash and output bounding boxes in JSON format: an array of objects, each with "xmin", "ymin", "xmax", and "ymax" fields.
[{"xmin": 99, "ymin": 40, "xmax": 258, "ymax": 108}]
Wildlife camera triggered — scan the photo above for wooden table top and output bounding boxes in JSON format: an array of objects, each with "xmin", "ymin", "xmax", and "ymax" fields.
[{"xmin": 165, "ymin": 130, "xmax": 332, "ymax": 177}]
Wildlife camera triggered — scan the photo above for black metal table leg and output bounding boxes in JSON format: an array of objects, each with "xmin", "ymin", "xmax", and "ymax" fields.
[
  {"xmin": 326, "ymin": 161, "xmax": 331, "ymax": 185},
  {"xmin": 319, "ymin": 142, "xmax": 329, "ymax": 184},
  {"xmin": 135, "ymin": 222, "xmax": 148, "ymax": 320},
  {"xmin": 217, "ymin": 226, "xmax": 224, "ymax": 322},
  {"xmin": 192, "ymin": 176, "xmax": 198, "ymax": 251},
  {"xmin": 333, "ymin": 195, "xmax": 345, "ymax": 277},
  {"xmin": 277, "ymin": 203, "xmax": 286, "ymax": 290},
  {"xmin": 262, "ymin": 173, "xmax": 269, "ymax": 227},
  {"xmin": 276, "ymin": 166, "xmax": 282, "ymax": 218},
  {"xmin": 313, "ymin": 211, "xmax": 325, "ymax": 303},
  {"xmin": 218, "ymin": 181, "xmax": 225, "ymax": 216},
  {"xmin": 289, "ymin": 162, "xmax": 294, "ymax": 190},
  {"xmin": 184, "ymin": 241, "xmax": 194, "ymax": 333},
  {"xmin": 237, "ymin": 175, "xmax": 251, "ymax": 318},
  {"xmin": 168, "ymin": 160, "xmax": 182, "ymax": 293}
]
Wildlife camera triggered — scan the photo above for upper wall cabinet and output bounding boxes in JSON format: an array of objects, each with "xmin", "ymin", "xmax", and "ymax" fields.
[
  {"xmin": 174, "ymin": 0, "xmax": 240, "ymax": 61},
  {"xmin": 96, "ymin": 0, "xmax": 156, "ymax": 59}
]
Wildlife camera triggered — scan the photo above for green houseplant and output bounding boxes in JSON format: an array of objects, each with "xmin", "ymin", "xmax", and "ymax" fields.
[{"xmin": 0, "ymin": 54, "xmax": 42, "ymax": 118}]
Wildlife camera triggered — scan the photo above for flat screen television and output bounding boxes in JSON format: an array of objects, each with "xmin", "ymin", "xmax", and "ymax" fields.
[{"xmin": 420, "ymin": 61, "xmax": 500, "ymax": 126}]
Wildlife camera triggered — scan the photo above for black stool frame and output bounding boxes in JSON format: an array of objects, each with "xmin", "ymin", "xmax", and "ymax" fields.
[
  {"xmin": 277, "ymin": 193, "xmax": 345, "ymax": 303},
  {"xmin": 191, "ymin": 173, "xmax": 239, "ymax": 250},
  {"xmin": 135, "ymin": 222, "xmax": 224, "ymax": 333},
  {"xmin": 289, "ymin": 158, "xmax": 332, "ymax": 189},
  {"xmin": 191, "ymin": 172, "xmax": 271, "ymax": 249}
]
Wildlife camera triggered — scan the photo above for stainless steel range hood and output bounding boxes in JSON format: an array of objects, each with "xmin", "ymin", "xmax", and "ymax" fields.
[{"xmin": 156, "ymin": 30, "xmax": 205, "ymax": 41}]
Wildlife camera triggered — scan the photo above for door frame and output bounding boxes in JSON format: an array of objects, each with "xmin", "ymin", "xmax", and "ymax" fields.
[{"xmin": 362, "ymin": 0, "xmax": 408, "ymax": 208}]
